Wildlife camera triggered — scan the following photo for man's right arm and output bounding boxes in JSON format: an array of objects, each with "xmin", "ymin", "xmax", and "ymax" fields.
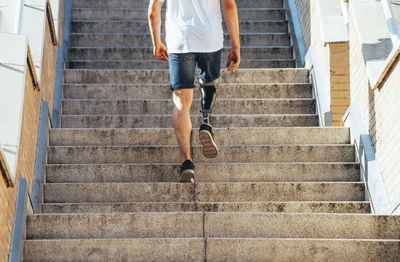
[
  {"xmin": 148, "ymin": 0, "xmax": 168, "ymax": 61},
  {"xmin": 222, "ymin": 0, "xmax": 240, "ymax": 71}
]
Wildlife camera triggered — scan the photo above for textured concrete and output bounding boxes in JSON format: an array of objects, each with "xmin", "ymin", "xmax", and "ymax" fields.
[
  {"xmin": 49, "ymin": 127, "xmax": 350, "ymax": 146},
  {"xmin": 43, "ymin": 182, "xmax": 365, "ymax": 203},
  {"xmin": 26, "ymin": 212, "xmax": 203, "ymax": 239},
  {"xmin": 46, "ymin": 162, "xmax": 360, "ymax": 183},
  {"xmin": 69, "ymin": 46, "xmax": 293, "ymax": 60},
  {"xmin": 62, "ymin": 83, "xmax": 312, "ymax": 99},
  {"xmin": 24, "ymin": 238, "xmax": 400, "ymax": 262},
  {"xmin": 61, "ymin": 98, "xmax": 314, "ymax": 115},
  {"xmin": 71, "ymin": 8, "xmax": 287, "ymax": 21},
  {"xmin": 60, "ymin": 114, "xmax": 319, "ymax": 128},
  {"xmin": 42, "ymin": 201, "xmax": 370, "ymax": 214},
  {"xmin": 63, "ymin": 69, "xmax": 310, "ymax": 84},
  {"xmin": 71, "ymin": 20, "xmax": 288, "ymax": 34},
  {"xmin": 47, "ymin": 145, "xmax": 355, "ymax": 164},
  {"xmin": 24, "ymin": 238, "xmax": 205, "ymax": 262},
  {"xmin": 204, "ymin": 213, "xmax": 400, "ymax": 239},
  {"xmin": 70, "ymin": 33, "xmax": 291, "ymax": 48},
  {"xmin": 69, "ymin": 59, "xmax": 296, "ymax": 70},
  {"xmin": 206, "ymin": 238, "xmax": 400, "ymax": 262},
  {"xmin": 72, "ymin": 0, "xmax": 284, "ymax": 9},
  {"xmin": 26, "ymin": 212, "xmax": 400, "ymax": 239}
]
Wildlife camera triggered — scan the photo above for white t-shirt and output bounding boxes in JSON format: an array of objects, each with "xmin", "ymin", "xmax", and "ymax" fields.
[{"xmin": 158, "ymin": 0, "xmax": 224, "ymax": 53}]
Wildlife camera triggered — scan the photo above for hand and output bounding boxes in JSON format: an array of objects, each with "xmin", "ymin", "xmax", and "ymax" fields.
[
  {"xmin": 153, "ymin": 43, "xmax": 169, "ymax": 61},
  {"xmin": 226, "ymin": 48, "xmax": 240, "ymax": 71}
]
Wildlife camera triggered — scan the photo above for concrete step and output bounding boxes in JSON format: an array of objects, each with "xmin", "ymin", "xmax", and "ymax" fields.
[
  {"xmin": 26, "ymin": 212, "xmax": 400, "ymax": 239},
  {"xmin": 72, "ymin": 0, "xmax": 284, "ymax": 9},
  {"xmin": 208, "ymin": 238, "xmax": 400, "ymax": 262},
  {"xmin": 71, "ymin": 20, "xmax": 288, "ymax": 34},
  {"xmin": 70, "ymin": 33, "xmax": 291, "ymax": 48},
  {"xmin": 41, "ymin": 201, "xmax": 370, "ymax": 214},
  {"xmin": 71, "ymin": 8, "xmax": 287, "ymax": 21},
  {"xmin": 47, "ymin": 145, "xmax": 355, "ymax": 164},
  {"xmin": 69, "ymin": 59, "xmax": 296, "ymax": 69},
  {"xmin": 63, "ymin": 69, "xmax": 310, "ymax": 84},
  {"xmin": 49, "ymin": 127, "xmax": 350, "ymax": 146},
  {"xmin": 43, "ymin": 182, "xmax": 365, "ymax": 203},
  {"xmin": 69, "ymin": 47, "xmax": 293, "ymax": 61},
  {"xmin": 61, "ymin": 98, "xmax": 314, "ymax": 115},
  {"xmin": 24, "ymin": 238, "xmax": 205, "ymax": 262},
  {"xmin": 62, "ymin": 83, "xmax": 312, "ymax": 100},
  {"xmin": 60, "ymin": 114, "xmax": 319, "ymax": 128},
  {"xmin": 204, "ymin": 213, "xmax": 400, "ymax": 239},
  {"xmin": 24, "ymin": 238, "xmax": 400, "ymax": 262},
  {"xmin": 27, "ymin": 212, "xmax": 203, "ymax": 239},
  {"xmin": 46, "ymin": 162, "xmax": 360, "ymax": 183}
]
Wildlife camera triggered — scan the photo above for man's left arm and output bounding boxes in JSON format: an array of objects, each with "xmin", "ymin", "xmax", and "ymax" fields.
[{"xmin": 222, "ymin": 0, "xmax": 241, "ymax": 71}]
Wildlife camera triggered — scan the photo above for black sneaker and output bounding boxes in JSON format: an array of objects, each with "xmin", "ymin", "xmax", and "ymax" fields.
[
  {"xmin": 199, "ymin": 123, "xmax": 219, "ymax": 158},
  {"xmin": 179, "ymin": 160, "xmax": 195, "ymax": 183}
]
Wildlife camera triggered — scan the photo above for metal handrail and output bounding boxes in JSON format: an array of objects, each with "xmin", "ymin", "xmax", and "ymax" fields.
[{"xmin": 309, "ymin": 66, "xmax": 324, "ymax": 127}]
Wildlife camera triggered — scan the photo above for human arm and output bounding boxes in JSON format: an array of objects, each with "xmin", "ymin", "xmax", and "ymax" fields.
[
  {"xmin": 222, "ymin": 0, "xmax": 240, "ymax": 71},
  {"xmin": 148, "ymin": 0, "xmax": 168, "ymax": 61}
]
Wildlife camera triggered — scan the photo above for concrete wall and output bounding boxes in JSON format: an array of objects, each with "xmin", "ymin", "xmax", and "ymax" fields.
[{"xmin": 0, "ymin": 1, "xmax": 63, "ymax": 260}]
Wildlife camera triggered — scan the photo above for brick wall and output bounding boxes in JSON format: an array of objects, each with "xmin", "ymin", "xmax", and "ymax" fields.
[
  {"xmin": 40, "ymin": 8, "xmax": 59, "ymax": 118},
  {"xmin": 330, "ymin": 44, "xmax": 350, "ymax": 126},
  {"xmin": 16, "ymin": 68, "xmax": 42, "ymax": 191},
  {"xmin": 0, "ymin": 2, "xmax": 63, "ymax": 260},
  {"xmin": 0, "ymin": 178, "xmax": 17, "ymax": 262}
]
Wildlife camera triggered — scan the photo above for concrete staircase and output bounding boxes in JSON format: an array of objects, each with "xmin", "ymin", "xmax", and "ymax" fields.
[{"xmin": 24, "ymin": 0, "xmax": 400, "ymax": 261}]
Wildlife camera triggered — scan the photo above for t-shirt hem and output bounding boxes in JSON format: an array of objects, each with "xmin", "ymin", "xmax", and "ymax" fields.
[{"xmin": 168, "ymin": 46, "xmax": 224, "ymax": 54}]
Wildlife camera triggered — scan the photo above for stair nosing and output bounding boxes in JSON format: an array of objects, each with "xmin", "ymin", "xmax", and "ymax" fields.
[
  {"xmin": 23, "ymin": 237, "xmax": 400, "ymax": 242},
  {"xmin": 46, "ymin": 162, "xmax": 360, "ymax": 166},
  {"xmin": 41, "ymin": 200, "xmax": 370, "ymax": 205}
]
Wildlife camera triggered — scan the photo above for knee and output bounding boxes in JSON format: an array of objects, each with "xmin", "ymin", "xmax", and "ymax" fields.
[{"xmin": 173, "ymin": 89, "xmax": 193, "ymax": 111}]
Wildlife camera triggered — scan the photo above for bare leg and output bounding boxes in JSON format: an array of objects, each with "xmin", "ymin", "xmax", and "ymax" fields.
[{"xmin": 172, "ymin": 89, "xmax": 193, "ymax": 162}]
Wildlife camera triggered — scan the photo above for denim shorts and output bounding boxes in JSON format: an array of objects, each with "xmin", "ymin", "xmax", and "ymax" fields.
[{"xmin": 168, "ymin": 49, "xmax": 222, "ymax": 91}]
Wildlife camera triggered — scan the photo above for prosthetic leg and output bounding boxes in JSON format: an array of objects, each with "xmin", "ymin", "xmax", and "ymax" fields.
[
  {"xmin": 200, "ymin": 79, "xmax": 218, "ymax": 124},
  {"xmin": 199, "ymin": 79, "xmax": 219, "ymax": 158}
]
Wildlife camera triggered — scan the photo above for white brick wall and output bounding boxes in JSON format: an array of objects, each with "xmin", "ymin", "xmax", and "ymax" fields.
[
  {"xmin": 295, "ymin": 0, "xmax": 311, "ymax": 49},
  {"xmin": 374, "ymin": 64, "xmax": 400, "ymax": 210},
  {"xmin": 349, "ymin": 5, "xmax": 400, "ymax": 213}
]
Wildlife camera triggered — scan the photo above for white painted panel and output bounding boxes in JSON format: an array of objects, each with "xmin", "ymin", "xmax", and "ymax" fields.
[
  {"xmin": 0, "ymin": 33, "xmax": 27, "ymax": 183},
  {"xmin": 0, "ymin": 4, "xmax": 16, "ymax": 33},
  {"xmin": 50, "ymin": 0, "xmax": 59, "ymax": 38},
  {"xmin": 20, "ymin": 0, "xmax": 46, "ymax": 82},
  {"xmin": 320, "ymin": 16, "xmax": 348, "ymax": 44},
  {"xmin": 318, "ymin": 0, "xmax": 342, "ymax": 16},
  {"xmin": 0, "ymin": 10, "xmax": 10, "ymax": 32},
  {"xmin": 350, "ymin": 1, "xmax": 393, "ymax": 86}
]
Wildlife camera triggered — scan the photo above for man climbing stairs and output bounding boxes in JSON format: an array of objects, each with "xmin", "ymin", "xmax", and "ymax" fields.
[{"xmin": 23, "ymin": 0, "xmax": 400, "ymax": 261}]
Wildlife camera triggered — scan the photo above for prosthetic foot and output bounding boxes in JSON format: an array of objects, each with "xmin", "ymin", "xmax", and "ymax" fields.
[{"xmin": 199, "ymin": 79, "xmax": 219, "ymax": 158}]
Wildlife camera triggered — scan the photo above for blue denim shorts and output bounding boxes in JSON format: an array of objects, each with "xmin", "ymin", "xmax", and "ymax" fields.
[{"xmin": 168, "ymin": 49, "xmax": 222, "ymax": 91}]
